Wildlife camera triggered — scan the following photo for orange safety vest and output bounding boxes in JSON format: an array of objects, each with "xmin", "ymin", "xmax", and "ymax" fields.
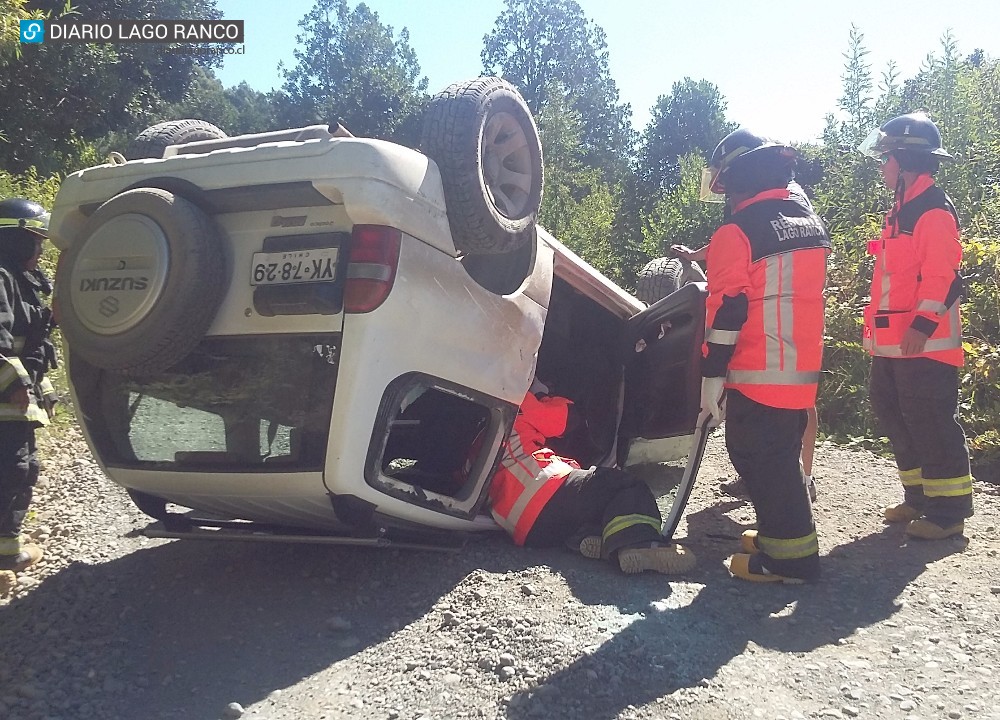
[
  {"xmin": 863, "ymin": 174, "xmax": 964, "ymax": 366},
  {"xmin": 489, "ymin": 392, "xmax": 579, "ymax": 545},
  {"xmin": 704, "ymin": 186, "xmax": 829, "ymax": 410}
]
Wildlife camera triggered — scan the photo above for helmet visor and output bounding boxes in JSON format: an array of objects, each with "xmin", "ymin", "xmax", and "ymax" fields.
[
  {"xmin": 0, "ymin": 212, "xmax": 50, "ymax": 238},
  {"xmin": 857, "ymin": 128, "xmax": 887, "ymax": 160},
  {"xmin": 699, "ymin": 167, "xmax": 725, "ymax": 203}
]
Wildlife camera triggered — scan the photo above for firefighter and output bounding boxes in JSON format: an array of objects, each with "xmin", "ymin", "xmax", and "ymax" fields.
[
  {"xmin": 0, "ymin": 197, "xmax": 58, "ymax": 572},
  {"xmin": 699, "ymin": 128, "xmax": 830, "ymax": 583},
  {"xmin": 488, "ymin": 382, "xmax": 696, "ymax": 575},
  {"xmin": 857, "ymin": 113, "xmax": 973, "ymax": 540}
]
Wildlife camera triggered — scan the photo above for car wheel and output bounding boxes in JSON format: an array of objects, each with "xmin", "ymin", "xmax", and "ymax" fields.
[
  {"xmin": 56, "ymin": 187, "xmax": 228, "ymax": 375},
  {"xmin": 636, "ymin": 256, "xmax": 684, "ymax": 305},
  {"xmin": 421, "ymin": 77, "xmax": 544, "ymax": 255},
  {"xmin": 125, "ymin": 119, "xmax": 227, "ymax": 160}
]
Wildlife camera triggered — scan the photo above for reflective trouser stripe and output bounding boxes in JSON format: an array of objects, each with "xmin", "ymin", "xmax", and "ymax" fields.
[
  {"xmin": 11, "ymin": 336, "xmax": 26, "ymax": 353},
  {"xmin": 0, "ymin": 537, "xmax": 23, "ymax": 554},
  {"xmin": 899, "ymin": 467, "xmax": 923, "ymax": 487},
  {"xmin": 757, "ymin": 531, "xmax": 819, "ymax": 560},
  {"xmin": 922, "ymin": 474, "xmax": 974, "ymax": 498},
  {"xmin": 602, "ymin": 513, "xmax": 661, "ymax": 543}
]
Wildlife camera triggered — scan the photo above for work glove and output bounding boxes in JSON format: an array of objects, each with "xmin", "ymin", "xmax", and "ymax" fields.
[{"xmin": 697, "ymin": 376, "xmax": 726, "ymax": 428}]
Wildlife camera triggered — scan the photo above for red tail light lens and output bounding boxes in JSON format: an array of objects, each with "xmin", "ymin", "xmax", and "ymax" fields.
[{"xmin": 343, "ymin": 225, "xmax": 401, "ymax": 313}]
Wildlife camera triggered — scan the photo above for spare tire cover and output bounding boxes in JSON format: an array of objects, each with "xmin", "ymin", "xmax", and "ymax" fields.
[
  {"xmin": 57, "ymin": 187, "xmax": 228, "ymax": 375},
  {"xmin": 421, "ymin": 77, "xmax": 544, "ymax": 255}
]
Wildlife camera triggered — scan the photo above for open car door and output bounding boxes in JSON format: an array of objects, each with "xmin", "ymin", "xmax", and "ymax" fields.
[{"xmin": 618, "ymin": 282, "xmax": 709, "ymax": 539}]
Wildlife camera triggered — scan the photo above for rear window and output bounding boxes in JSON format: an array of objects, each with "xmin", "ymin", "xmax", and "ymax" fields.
[{"xmin": 71, "ymin": 335, "xmax": 339, "ymax": 471}]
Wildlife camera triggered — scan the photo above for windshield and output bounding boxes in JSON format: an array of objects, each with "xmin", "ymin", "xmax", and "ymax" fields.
[{"xmin": 72, "ymin": 335, "xmax": 339, "ymax": 471}]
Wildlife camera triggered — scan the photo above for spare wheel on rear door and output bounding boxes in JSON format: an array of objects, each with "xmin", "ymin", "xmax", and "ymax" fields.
[
  {"xmin": 57, "ymin": 187, "xmax": 228, "ymax": 375},
  {"xmin": 420, "ymin": 77, "xmax": 544, "ymax": 255},
  {"xmin": 125, "ymin": 119, "xmax": 227, "ymax": 160}
]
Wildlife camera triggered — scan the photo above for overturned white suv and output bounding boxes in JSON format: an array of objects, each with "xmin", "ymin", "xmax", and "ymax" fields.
[{"xmin": 48, "ymin": 78, "xmax": 706, "ymax": 548}]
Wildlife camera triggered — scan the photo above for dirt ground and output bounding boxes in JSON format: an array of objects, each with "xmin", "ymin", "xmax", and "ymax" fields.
[{"xmin": 1, "ymin": 425, "xmax": 998, "ymax": 720}]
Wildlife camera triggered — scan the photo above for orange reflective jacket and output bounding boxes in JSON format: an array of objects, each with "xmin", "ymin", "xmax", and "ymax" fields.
[
  {"xmin": 704, "ymin": 186, "xmax": 830, "ymax": 410},
  {"xmin": 489, "ymin": 392, "xmax": 579, "ymax": 545},
  {"xmin": 863, "ymin": 174, "xmax": 963, "ymax": 366}
]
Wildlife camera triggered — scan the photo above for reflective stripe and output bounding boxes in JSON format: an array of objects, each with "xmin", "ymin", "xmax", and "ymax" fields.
[
  {"xmin": 749, "ymin": 253, "xmax": 801, "ymax": 375},
  {"xmin": 39, "ymin": 377, "xmax": 55, "ymax": 396},
  {"xmin": 728, "ymin": 369, "xmax": 820, "ymax": 385},
  {"xmin": 11, "ymin": 336, "xmax": 25, "ymax": 353},
  {"xmin": 0, "ymin": 401, "xmax": 49, "ymax": 425},
  {"xmin": 899, "ymin": 467, "xmax": 923, "ymax": 487},
  {"xmin": 0, "ymin": 537, "xmax": 23, "ymax": 554},
  {"xmin": 706, "ymin": 328, "xmax": 740, "ymax": 345},
  {"xmin": 492, "ymin": 433, "xmax": 573, "ymax": 540},
  {"xmin": 871, "ymin": 334, "xmax": 962, "ymax": 357},
  {"xmin": 757, "ymin": 531, "xmax": 819, "ymax": 560},
  {"xmin": 602, "ymin": 513, "xmax": 661, "ymax": 542},
  {"xmin": 0, "ymin": 357, "xmax": 30, "ymax": 391},
  {"xmin": 917, "ymin": 299, "xmax": 947, "ymax": 315},
  {"xmin": 922, "ymin": 474, "xmax": 973, "ymax": 498}
]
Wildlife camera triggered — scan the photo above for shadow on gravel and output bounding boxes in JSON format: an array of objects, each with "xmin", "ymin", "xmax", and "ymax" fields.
[
  {"xmin": 1, "ymin": 531, "xmax": 530, "ymax": 720},
  {"xmin": 505, "ymin": 503, "xmax": 964, "ymax": 720}
]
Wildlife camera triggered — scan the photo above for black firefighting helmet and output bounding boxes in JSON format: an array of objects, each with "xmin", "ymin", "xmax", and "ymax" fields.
[
  {"xmin": 858, "ymin": 112, "xmax": 953, "ymax": 160},
  {"xmin": 702, "ymin": 128, "xmax": 796, "ymax": 199},
  {"xmin": 0, "ymin": 198, "xmax": 49, "ymax": 266},
  {"xmin": 0, "ymin": 197, "xmax": 50, "ymax": 239}
]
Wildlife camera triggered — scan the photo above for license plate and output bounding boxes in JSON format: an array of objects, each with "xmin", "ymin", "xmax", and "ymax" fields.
[{"xmin": 251, "ymin": 248, "xmax": 339, "ymax": 286}]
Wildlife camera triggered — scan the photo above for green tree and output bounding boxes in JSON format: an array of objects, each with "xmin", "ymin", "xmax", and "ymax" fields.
[
  {"xmin": 643, "ymin": 153, "xmax": 723, "ymax": 259},
  {"xmin": 481, "ymin": 0, "xmax": 633, "ymax": 180},
  {"xmin": 280, "ymin": 0, "xmax": 428, "ymax": 144},
  {"xmin": 639, "ymin": 78, "xmax": 736, "ymax": 197},
  {"xmin": 0, "ymin": 0, "xmax": 222, "ymax": 174},
  {"xmin": 535, "ymin": 85, "xmax": 622, "ymax": 281}
]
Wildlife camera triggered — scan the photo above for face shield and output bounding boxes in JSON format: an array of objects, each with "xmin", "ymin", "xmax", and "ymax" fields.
[
  {"xmin": 699, "ymin": 166, "xmax": 725, "ymax": 203},
  {"xmin": 857, "ymin": 128, "xmax": 887, "ymax": 160}
]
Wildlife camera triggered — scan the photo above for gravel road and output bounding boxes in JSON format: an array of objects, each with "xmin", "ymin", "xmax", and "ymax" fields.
[{"xmin": 1, "ymin": 423, "xmax": 998, "ymax": 720}]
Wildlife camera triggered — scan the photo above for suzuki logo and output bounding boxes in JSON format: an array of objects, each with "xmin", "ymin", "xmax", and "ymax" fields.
[{"xmin": 99, "ymin": 295, "xmax": 119, "ymax": 318}]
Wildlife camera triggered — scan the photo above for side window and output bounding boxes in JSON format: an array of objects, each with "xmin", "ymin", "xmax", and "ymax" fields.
[
  {"xmin": 379, "ymin": 384, "xmax": 491, "ymax": 498},
  {"xmin": 365, "ymin": 374, "xmax": 516, "ymax": 518}
]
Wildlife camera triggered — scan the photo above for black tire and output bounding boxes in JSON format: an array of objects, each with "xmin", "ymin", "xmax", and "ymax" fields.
[
  {"xmin": 56, "ymin": 187, "xmax": 228, "ymax": 375},
  {"xmin": 636, "ymin": 257, "xmax": 684, "ymax": 305},
  {"xmin": 420, "ymin": 77, "xmax": 544, "ymax": 255},
  {"xmin": 125, "ymin": 119, "xmax": 227, "ymax": 160}
]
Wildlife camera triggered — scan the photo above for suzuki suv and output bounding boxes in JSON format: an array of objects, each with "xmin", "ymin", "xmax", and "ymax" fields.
[{"xmin": 48, "ymin": 78, "xmax": 706, "ymax": 547}]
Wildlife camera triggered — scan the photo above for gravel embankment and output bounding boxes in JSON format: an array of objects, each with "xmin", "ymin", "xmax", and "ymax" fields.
[{"xmin": 1, "ymin": 423, "xmax": 998, "ymax": 720}]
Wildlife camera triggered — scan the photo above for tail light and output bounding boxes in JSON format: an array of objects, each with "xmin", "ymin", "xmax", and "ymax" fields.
[{"xmin": 344, "ymin": 225, "xmax": 401, "ymax": 313}]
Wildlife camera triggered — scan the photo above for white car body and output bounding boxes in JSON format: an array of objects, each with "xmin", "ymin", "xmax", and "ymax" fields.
[{"xmin": 49, "ymin": 124, "xmax": 706, "ymax": 542}]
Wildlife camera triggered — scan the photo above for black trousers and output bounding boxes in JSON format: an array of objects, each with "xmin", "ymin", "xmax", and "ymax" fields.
[
  {"xmin": 726, "ymin": 390, "xmax": 820, "ymax": 580},
  {"xmin": 0, "ymin": 421, "xmax": 39, "ymax": 539},
  {"xmin": 524, "ymin": 466, "xmax": 662, "ymax": 555},
  {"xmin": 869, "ymin": 356, "xmax": 973, "ymax": 525}
]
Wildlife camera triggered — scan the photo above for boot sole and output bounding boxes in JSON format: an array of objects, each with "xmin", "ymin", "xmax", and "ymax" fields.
[
  {"xmin": 618, "ymin": 546, "xmax": 696, "ymax": 575},
  {"xmin": 725, "ymin": 554, "xmax": 807, "ymax": 584},
  {"xmin": 578, "ymin": 536, "xmax": 602, "ymax": 559}
]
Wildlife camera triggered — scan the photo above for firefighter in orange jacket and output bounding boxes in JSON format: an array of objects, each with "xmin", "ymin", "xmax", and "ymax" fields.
[
  {"xmin": 699, "ymin": 129, "xmax": 830, "ymax": 584},
  {"xmin": 489, "ymin": 383, "xmax": 696, "ymax": 575},
  {"xmin": 858, "ymin": 113, "xmax": 973, "ymax": 540}
]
